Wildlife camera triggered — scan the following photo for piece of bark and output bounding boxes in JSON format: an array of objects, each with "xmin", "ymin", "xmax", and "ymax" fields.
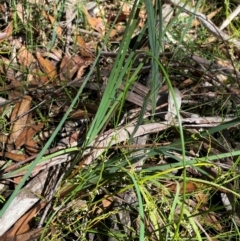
[{"xmin": 0, "ymin": 169, "xmax": 49, "ymax": 236}]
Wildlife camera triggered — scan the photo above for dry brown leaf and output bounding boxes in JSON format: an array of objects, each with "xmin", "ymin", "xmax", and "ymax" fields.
[
  {"xmin": 41, "ymin": 9, "xmax": 48, "ymax": 19},
  {"xmin": 109, "ymin": 28, "xmax": 118, "ymax": 38},
  {"xmin": 0, "ymin": 133, "xmax": 9, "ymax": 146},
  {"xmin": 50, "ymin": 48, "xmax": 62, "ymax": 61},
  {"xmin": 0, "ymin": 152, "xmax": 28, "ymax": 162},
  {"xmin": 17, "ymin": 202, "xmax": 46, "ymax": 235},
  {"xmin": 9, "ymin": 96, "xmax": 32, "ymax": 143},
  {"xmin": 41, "ymin": 51, "xmax": 62, "ymax": 62},
  {"xmin": 96, "ymin": 195, "xmax": 114, "ymax": 215},
  {"xmin": 0, "ymin": 56, "xmax": 18, "ymax": 84},
  {"xmin": 10, "ymin": 97, "xmax": 26, "ymax": 122},
  {"xmin": 36, "ymin": 52, "xmax": 58, "ymax": 80},
  {"xmin": 0, "ymin": 228, "xmax": 43, "ymax": 241},
  {"xmin": 13, "ymin": 176, "xmax": 22, "ymax": 185},
  {"xmin": 60, "ymin": 53, "xmax": 86, "ymax": 80},
  {"xmin": 15, "ymin": 123, "xmax": 44, "ymax": 149},
  {"xmin": 0, "ymin": 3, "xmax": 6, "ymax": 13},
  {"xmin": 0, "ymin": 21, "xmax": 13, "ymax": 43},
  {"xmin": 167, "ymin": 181, "xmax": 229, "ymax": 195},
  {"xmin": 201, "ymin": 206, "xmax": 223, "ymax": 231},
  {"xmin": 0, "ymin": 57, "xmax": 6, "ymax": 73},
  {"xmin": 188, "ymin": 199, "xmax": 223, "ymax": 232},
  {"xmin": 1, "ymin": 201, "xmax": 45, "ymax": 239},
  {"xmin": 0, "ymin": 56, "xmax": 11, "ymax": 74},
  {"xmin": 0, "ymin": 32, "xmax": 7, "ymax": 40},
  {"xmin": 76, "ymin": 35, "xmax": 93, "ymax": 58},
  {"xmin": 47, "ymin": 14, "xmax": 63, "ymax": 37},
  {"xmin": 60, "ymin": 53, "xmax": 73, "ymax": 80},
  {"xmin": 75, "ymin": 61, "xmax": 91, "ymax": 80},
  {"xmin": 17, "ymin": 46, "xmax": 36, "ymax": 67},
  {"xmin": 120, "ymin": 1, "xmax": 147, "ymax": 29},
  {"xmin": 69, "ymin": 131, "xmax": 79, "ymax": 144},
  {"xmin": 59, "ymin": 131, "xmax": 79, "ymax": 146},
  {"xmin": 42, "ymin": 8, "xmax": 63, "ymax": 38},
  {"xmin": 14, "ymin": 109, "xmax": 33, "ymax": 149},
  {"xmin": 179, "ymin": 78, "xmax": 193, "ymax": 88},
  {"xmin": 30, "ymin": 69, "xmax": 49, "ymax": 84},
  {"xmin": 70, "ymin": 109, "xmax": 92, "ymax": 118},
  {"xmin": 83, "ymin": 6, "xmax": 105, "ymax": 34},
  {"xmin": 25, "ymin": 139, "xmax": 39, "ymax": 155},
  {"xmin": 167, "ymin": 182, "xmax": 198, "ymax": 194},
  {"xmin": 110, "ymin": 23, "xmax": 126, "ymax": 38},
  {"xmin": 102, "ymin": 195, "xmax": 113, "ymax": 209}
]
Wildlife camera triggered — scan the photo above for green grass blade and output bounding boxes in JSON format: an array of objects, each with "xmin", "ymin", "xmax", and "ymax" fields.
[
  {"xmin": 86, "ymin": 0, "xmax": 143, "ymax": 144},
  {"xmin": 124, "ymin": 169, "xmax": 145, "ymax": 241},
  {"xmin": 144, "ymin": 0, "xmax": 161, "ymax": 114}
]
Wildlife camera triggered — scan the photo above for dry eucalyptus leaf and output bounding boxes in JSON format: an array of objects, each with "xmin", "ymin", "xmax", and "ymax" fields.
[
  {"xmin": 36, "ymin": 52, "xmax": 57, "ymax": 80},
  {"xmin": 9, "ymin": 96, "xmax": 32, "ymax": 143},
  {"xmin": 76, "ymin": 35, "xmax": 93, "ymax": 58},
  {"xmin": 47, "ymin": 14, "xmax": 63, "ymax": 37},
  {"xmin": 0, "ymin": 32, "xmax": 7, "ymax": 41},
  {"xmin": 60, "ymin": 53, "xmax": 86, "ymax": 80},
  {"xmin": 82, "ymin": 6, "xmax": 105, "ymax": 34},
  {"xmin": 15, "ymin": 123, "xmax": 44, "ymax": 149},
  {"xmin": 17, "ymin": 46, "xmax": 36, "ymax": 67}
]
